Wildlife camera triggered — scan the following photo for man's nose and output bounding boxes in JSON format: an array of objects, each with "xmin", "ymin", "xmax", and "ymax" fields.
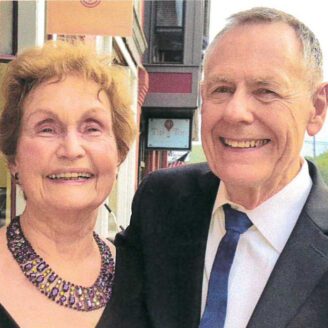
[
  {"xmin": 222, "ymin": 89, "xmax": 254, "ymax": 124},
  {"xmin": 56, "ymin": 131, "xmax": 86, "ymax": 160}
]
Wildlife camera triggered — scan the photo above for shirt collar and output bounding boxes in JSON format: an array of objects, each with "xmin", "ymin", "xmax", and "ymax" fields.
[{"xmin": 213, "ymin": 160, "xmax": 313, "ymax": 253}]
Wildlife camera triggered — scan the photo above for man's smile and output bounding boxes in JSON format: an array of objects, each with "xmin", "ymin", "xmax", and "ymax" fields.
[{"xmin": 220, "ymin": 137, "xmax": 271, "ymax": 149}]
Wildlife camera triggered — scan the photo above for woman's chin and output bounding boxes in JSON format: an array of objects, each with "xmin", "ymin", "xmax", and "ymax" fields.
[{"xmin": 43, "ymin": 197, "xmax": 103, "ymax": 214}]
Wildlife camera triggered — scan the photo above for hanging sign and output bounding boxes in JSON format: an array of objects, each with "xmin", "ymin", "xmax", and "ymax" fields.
[
  {"xmin": 47, "ymin": 0, "xmax": 133, "ymax": 36},
  {"xmin": 146, "ymin": 118, "xmax": 192, "ymax": 150}
]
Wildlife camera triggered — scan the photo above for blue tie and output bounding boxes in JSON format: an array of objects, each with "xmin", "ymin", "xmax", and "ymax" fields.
[{"xmin": 199, "ymin": 204, "xmax": 252, "ymax": 328}]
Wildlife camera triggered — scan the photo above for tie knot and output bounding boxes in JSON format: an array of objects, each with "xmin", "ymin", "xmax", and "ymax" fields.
[{"xmin": 223, "ymin": 204, "xmax": 252, "ymax": 234}]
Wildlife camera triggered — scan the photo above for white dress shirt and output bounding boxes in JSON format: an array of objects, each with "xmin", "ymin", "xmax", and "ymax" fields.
[{"xmin": 201, "ymin": 160, "xmax": 312, "ymax": 328}]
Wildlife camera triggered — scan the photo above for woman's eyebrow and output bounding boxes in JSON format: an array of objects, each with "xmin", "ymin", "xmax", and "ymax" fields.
[{"xmin": 24, "ymin": 109, "xmax": 59, "ymax": 122}]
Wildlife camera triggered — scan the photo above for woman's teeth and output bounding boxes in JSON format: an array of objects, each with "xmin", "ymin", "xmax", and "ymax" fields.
[{"xmin": 48, "ymin": 172, "xmax": 93, "ymax": 180}]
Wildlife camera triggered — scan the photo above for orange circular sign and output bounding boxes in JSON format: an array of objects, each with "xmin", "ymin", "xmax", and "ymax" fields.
[{"xmin": 80, "ymin": 0, "xmax": 101, "ymax": 8}]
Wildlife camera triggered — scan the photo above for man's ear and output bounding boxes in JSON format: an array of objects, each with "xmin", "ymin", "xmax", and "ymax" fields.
[
  {"xmin": 200, "ymin": 81, "xmax": 205, "ymax": 100},
  {"xmin": 307, "ymin": 82, "xmax": 328, "ymax": 136}
]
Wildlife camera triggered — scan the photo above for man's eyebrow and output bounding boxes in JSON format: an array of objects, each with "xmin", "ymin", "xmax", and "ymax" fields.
[
  {"xmin": 204, "ymin": 76, "xmax": 233, "ymax": 86},
  {"xmin": 248, "ymin": 77, "xmax": 283, "ymax": 88}
]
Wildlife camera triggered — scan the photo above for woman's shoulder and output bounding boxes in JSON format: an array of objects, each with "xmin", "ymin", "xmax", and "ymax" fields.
[
  {"xmin": 0, "ymin": 226, "xmax": 9, "ymax": 261},
  {"xmin": 0, "ymin": 226, "xmax": 14, "ymax": 276}
]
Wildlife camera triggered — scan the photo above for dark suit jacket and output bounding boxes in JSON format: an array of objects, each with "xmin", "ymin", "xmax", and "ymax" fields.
[{"xmin": 100, "ymin": 161, "xmax": 328, "ymax": 328}]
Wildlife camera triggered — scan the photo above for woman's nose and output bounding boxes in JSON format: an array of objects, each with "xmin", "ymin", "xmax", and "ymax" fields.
[{"xmin": 56, "ymin": 131, "xmax": 86, "ymax": 160}]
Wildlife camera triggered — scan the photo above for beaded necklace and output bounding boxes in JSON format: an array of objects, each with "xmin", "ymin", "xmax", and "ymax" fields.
[{"xmin": 7, "ymin": 216, "xmax": 115, "ymax": 312}]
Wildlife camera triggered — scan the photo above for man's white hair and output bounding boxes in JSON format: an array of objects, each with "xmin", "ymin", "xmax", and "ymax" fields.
[{"xmin": 204, "ymin": 7, "xmax": 323, "ymax": 90}]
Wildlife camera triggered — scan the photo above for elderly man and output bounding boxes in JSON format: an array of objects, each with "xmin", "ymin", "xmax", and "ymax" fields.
[{"xmin": 104, "ymin": 7, "xmax": 328, "ymax": 328}]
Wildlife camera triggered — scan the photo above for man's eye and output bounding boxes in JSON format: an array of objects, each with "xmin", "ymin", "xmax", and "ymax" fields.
[
  {"xmin": 212, "ymin": 86, "xmax": 233, "ymax": 94},
  {"xmin": 255, "ymin": 89, "xmax": 276, "ymax": 96}
]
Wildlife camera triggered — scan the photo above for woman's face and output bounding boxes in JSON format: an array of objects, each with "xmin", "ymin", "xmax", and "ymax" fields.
[{"xmin": 12, "ymin": 75, "xmax": 119, "ymax": 214}]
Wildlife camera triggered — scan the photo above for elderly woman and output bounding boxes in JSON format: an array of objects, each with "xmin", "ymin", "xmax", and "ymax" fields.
[{"xmin": 0, "ymin": 41, "xmax": 135, "ymax": 327}]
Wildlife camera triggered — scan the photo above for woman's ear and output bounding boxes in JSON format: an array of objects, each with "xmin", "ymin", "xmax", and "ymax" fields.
[
  {"xmin": 307, "ymin": 82, "xmax": 328, "ymax": 136},
  {"xmin": 8, "ymin": 161, "xmax": 17, "ymax": 179},
  {"xmin": 8, "ymin": 158, "xmax": 20, "ymax": 184}
]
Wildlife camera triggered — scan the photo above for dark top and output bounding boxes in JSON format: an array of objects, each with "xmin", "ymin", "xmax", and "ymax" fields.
[
  {"xmin": 0, "ymin": 304, "xmax": 19, "ymax": 328},
  {"xmin": 0, "ymin": 302, "xmax": 112, "ymax": 327}
]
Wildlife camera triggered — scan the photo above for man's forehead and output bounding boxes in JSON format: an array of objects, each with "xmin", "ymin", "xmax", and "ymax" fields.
[
  {"xmin": 203, "ymin": 74, "xmax": 289, "ymax": 90},
  {"xmin": 203, "ymin": 22, "xmax": 305, "ymax": 81},
  {"xmin": 205, "ymin": 21, "xmax": 302, "ymax": 62}
]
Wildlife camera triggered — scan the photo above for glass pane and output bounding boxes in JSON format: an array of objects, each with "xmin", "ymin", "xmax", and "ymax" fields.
[
  {"xmin": 0, "ymin": 1, "xmax": 13, "ymax": 55},
  {"xmin": 153, "ymin": 28, "xmax": 183, "ymax": 63},
  {"xmin": 155, "ymin": 0, "xmax": 184, "ymax": 28},
  {"xmin": 0, "ymin": 184, "xmax": 7, "ymax": 228},
  {"xmin": 153, "ymin": 0, "xmax": 184, "ymax": 64},
  {"xmin": 0, "ymin": 62, "xmax": 11, "ymax": 226}
]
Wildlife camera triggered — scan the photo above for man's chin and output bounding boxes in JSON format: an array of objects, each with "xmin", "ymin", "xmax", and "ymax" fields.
[{"xmin": 214, "ymin": 167, "xmax": 268, "ymax": 190}]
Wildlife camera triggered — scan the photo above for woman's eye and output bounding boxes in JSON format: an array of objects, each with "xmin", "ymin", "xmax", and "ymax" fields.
[
  {"xmin": 87, "ymin": 127, "xmax": 100, "ymax": 132},
  {"xmin": 84, "ymin": 123, "xmax": 102, "ymax": 135},
  {"xmin": 41, "ymin": 127, "xmax": 54, "ymax": 133},
  {"xmin": 38, "ymin": 126, "xmax": 56, "ymax": 134}
]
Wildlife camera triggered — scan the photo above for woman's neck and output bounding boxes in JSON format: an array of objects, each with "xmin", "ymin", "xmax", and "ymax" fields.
[{"xmin": 19, "ymin": 205, "xmax": 99, "ymax": 261}]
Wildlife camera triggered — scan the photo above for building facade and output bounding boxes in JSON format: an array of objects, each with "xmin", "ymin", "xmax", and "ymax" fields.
[{"xmin": 139, "ymin": 0, "xmax": 210, "ymax": 180}]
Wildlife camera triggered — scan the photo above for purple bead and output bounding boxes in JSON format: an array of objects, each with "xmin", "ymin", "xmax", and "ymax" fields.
[
  {"xmin": 50, "ymin": 287, "xmax": 59, "ymax": 297},
  {"xmin": 37, "ymin": 262, "xmax": 46, "ymax": 272},
  {"xmin": 24, "ymin": 263, "xmax": 33, "ymax": 271},
  {"xmin": 69, "ymin": 295, "xmax": 75, "ymax": 305},
  {"xmin": 77, "ymin": 287, "xmax": 83, "ymax": 296},
  {"xmin": 48, "ymin": 273, "xmax": 56, "ymax": 282},
  {"xmin": 29, "ymin": 273, "xmax": 36, "ymax": 280},
  {"xmin": 87, "ymin": 299, "xmax": 92, "ymax": 309},
  {"xmin": 77, "ymin": 302, "xmax": 83, "ymax": 309},
  {"xmin": 62, "ymin": 283, "xmax": 69, "ymax": 292},
  {"xmin": 30, "ymin": 253, "xmax": 37, "ymax": 260},
  {"xmin": 59, "ymin": 295, "xmax": 66, "ymax": 303},
  {"xmin": 36, "ymin": 275, "xmax": 44, "ymax": 283}
]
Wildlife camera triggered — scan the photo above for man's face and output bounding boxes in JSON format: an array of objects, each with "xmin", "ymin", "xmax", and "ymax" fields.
[{"xmin": 201, "ymin": 22, "xmax": 325, "ymax": 206}]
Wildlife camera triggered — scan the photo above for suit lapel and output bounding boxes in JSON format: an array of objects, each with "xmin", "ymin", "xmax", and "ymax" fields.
[
  {"xmin": 247, "ymin": 162, "xmax": 328, "ymax": 328},
  {"xmin": 173, "ymin": 167, "xmax": 219, "ymax": 328}
]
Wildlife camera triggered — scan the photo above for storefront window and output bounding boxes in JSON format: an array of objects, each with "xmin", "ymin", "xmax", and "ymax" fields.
[
  {"xmin": 152, "ymin": 0, "xmax": 185, "ymax": 64},
  {"xmin": 0, "ymin": 162, "xmax": 9, "ymax": 228},
  {"xmin": 0, "ymin": 63, "xmax": 12, "ymax": 226},
  {"xmin": 0, "ymin": 1, "xmax": 17, "ymax": 57}
]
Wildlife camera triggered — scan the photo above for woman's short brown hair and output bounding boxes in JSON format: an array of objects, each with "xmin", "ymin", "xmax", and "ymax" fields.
[{"xmin": 0, "ymin": 40, "xmax": 136, "ymax": 164}]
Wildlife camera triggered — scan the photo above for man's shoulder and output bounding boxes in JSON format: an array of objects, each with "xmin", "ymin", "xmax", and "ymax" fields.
[
  {"xmin": 148, "ymin": 162, "xmax": 211, "ymax": 179},
  {"xmin": 143, "ymin": 163, "xmax": 214, "ymax": 188},
  {"xmin": 136, "ymin": 162, "xmax": 219, "ymax": 202}
]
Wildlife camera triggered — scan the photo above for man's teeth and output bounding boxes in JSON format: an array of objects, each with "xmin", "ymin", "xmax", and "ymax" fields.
[
  {"xmin": 222, "ymin": 138, "xmax": 270, "ymax": 148},
  {"xmin": 48, "ymin": 172, "xmax": 92, "ymax": 180}
]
